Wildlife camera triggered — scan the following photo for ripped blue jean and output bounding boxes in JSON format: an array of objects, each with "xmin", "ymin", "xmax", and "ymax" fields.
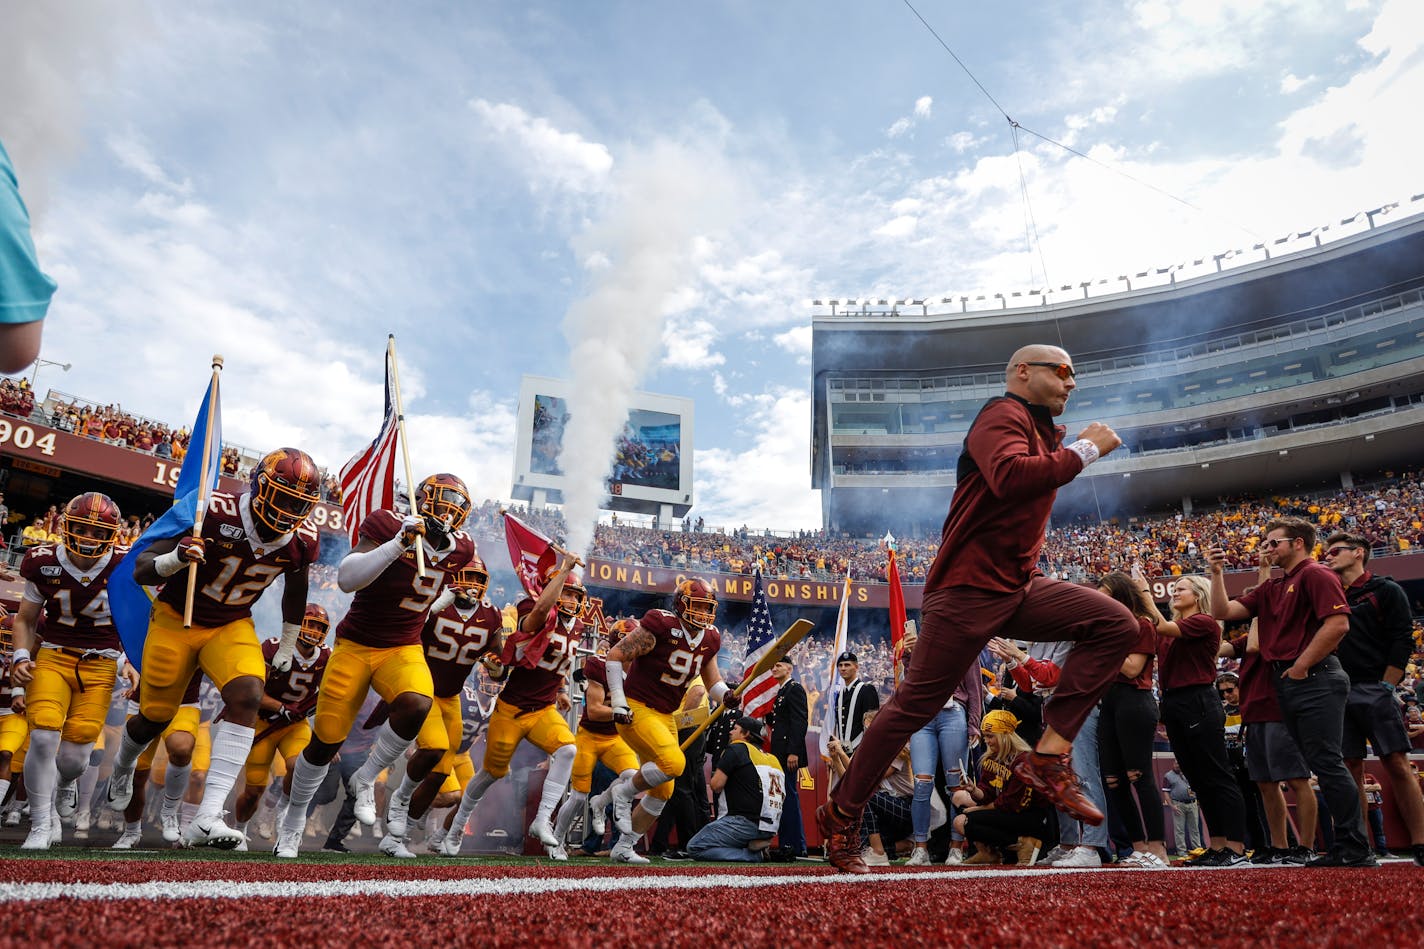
[{"xmin": 910, "ymin": 703, "xmax": 968, "ymax": 843}]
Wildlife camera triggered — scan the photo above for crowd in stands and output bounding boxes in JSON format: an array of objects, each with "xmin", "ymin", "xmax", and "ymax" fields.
[{"xmin": 0, "ymin": 377, "xmax": 35, "ymax": 418}]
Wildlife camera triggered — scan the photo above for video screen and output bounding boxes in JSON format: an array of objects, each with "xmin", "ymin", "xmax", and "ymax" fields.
[
  {"xmin": 530, "ymin": 394, "xmax": 569, "ymax": 475},
  {"xmin": 529, "ymin": 394, "xmax": 682, "ymax": 491}
]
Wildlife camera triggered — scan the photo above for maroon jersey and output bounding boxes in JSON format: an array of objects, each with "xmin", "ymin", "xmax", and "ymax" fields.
[
  {"xmin": 624, "ymin": 609, "xmax": 723, "ymax": 715},
  {"xmin": 499, "ymin": 599, "xmax": 582, "ymax": 713},
  {"xmin": 155, "ymin": 492, "xmax": 320, "ymax": 628},
  {"xmin": 977, "ymin": 752, "xmax": 1043, "ymax": 814},
  {"xmin": 20, "ymin": 543, "xmax": 126, "ymax": 652},
  {"xmin": 422, "ymin": 600, "xmax": 503, "ymax": 698},
  {"xmin": 578, "ymin": 656, "xmax": 618, "ymax": 737},
  {"xmin": 260, "ymin": 637, "xmax": 330, "ymax": 723},
  {"xmin": 336, "ymin": 510, "xmax": 477, "ymax": 648}
]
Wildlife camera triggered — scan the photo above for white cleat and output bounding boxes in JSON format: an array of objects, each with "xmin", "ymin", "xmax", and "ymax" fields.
[
  {"xmin": 610, "ymin": 781, "xmax": 636, "ymax": 836},
  {"xmin": 610, "ymin": 834, "xmax": 649, "ymax": 864},
  {"xmin": 55, "ymin": 782, "xmax": 79, "ymax": 822},
  {"xmin": 528, "ymin": 816, "xmax": 559, "ymax": 848},
  {"xmin": 160, "ymin": 802, "xmax": 183, "ymax": 844},
  {"xmin": 385, "ymin": 791, "xmax": 412, "ymax": 839},
  {"xmin": 274, "ymin": 826, "xmax": 302, "ymax": 859},
  {"xmin": 348, "ymin": 772, "xmax": 377, "ymax": 826},
  {"xmin": 49, "ymin": 814, "xmax": 62, "ymax": 846},
  {"xmin": 3, "ymin": 807, "xmax": 22, "ymax": 827},
  {"xmin": 427, "ymin": 829, "xmax": 447, "ymax": 854},
  {"xmin": 182, "ymin": 813, "xmax": 245, "ymax": 850},
  {"xmin": 75, "ymin": 809, "xmax": 92, "ymax": 838},
  {"xmin": 234, "ymin": 837, "xmax": 250, "ymax": 852},
  {"xmin": 20, "ymin": 821, "xmax": 53, "ymax": 851},
  {"xmin": 112, "ymin": 826, "xmax": 142, "ymax": 850},
  {"xmin": 107, "ymin": 766, "xmax": 136, "ymax": 811},
  {"xmin": 588, "ymin": 790, "xmax": 609, "ymax": 836},
  {"xmin": 379, "ymin": 833, "xmax": 417, "ymax": 859},
  {"xmin": 438, "ymin": 827, "xmax": 465, "ymax": 857},
  {"xmin": 546, "ymin": 842, "xmax": 569, "ymax": 862}
]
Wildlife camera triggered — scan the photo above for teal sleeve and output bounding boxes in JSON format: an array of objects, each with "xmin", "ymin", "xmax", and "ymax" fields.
[{"xmin": 0, "ymin": 140, "xmax": 57, "ymax": 325}]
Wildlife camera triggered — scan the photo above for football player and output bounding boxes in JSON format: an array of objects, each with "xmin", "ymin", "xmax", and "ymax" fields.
[
  {"xmin": 275, "ymin": 473, "xmax": 475, "ymax": 859},
  {"xmin": 232, "ymin": 604, "xmax": 331, "ymax": 849},
  {"xmin": 9, "ymin": 492, "xmax": 127, "ymax": 850},
  {"xmin": 383, "ymin": 558, "xmax": 504, "ymax": 857},
  {"xmin": 107, "ymin": 448, "xmax": 322, "ymax": 849},
  {"xmin": 599, "ymin": 578, "xmax": 735, "ymax": 862},
  {"xmin": 0, "ymin": 615, "xmax": 29, "ymax": 812},
  {"xmin": 550, "ymin": 617, "xmax": 642, "ymax": 861},
  {"xmin": 112, "ymin": 671, "xmax": 204, "ymax": 849},
  {"xmin": 439, "ymin": 551, "xmax": 582, "ymax": 858}
]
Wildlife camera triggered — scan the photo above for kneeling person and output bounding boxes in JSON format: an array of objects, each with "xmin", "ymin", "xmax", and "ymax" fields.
[{"xmin": 686, "ymin": 716, "xmax": 785, "ymax": 862}]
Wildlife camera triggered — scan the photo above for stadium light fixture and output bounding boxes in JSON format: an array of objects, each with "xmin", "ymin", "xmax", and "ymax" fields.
[{"xmin": 30, "ymin": 356, "xmax": 71, "ymax": 390}]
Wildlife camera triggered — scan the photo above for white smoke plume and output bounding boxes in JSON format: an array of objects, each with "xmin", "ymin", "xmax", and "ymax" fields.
[{"xmin": 557, "ymin": 139, "xmax": 739, "ymax": 560}]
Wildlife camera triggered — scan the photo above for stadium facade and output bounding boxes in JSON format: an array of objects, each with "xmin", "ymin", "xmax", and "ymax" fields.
[{"xmin": 811, "ymin": 199, "xmax": 1424, "ymax": 537}]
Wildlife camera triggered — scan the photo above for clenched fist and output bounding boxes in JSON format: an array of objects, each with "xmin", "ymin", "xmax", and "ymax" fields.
[
  {"xmin": 176, "ymin": 535, "xmax": 206, "ymax": 564},
  {"xmin": 1076, "ymin": 422, "xmax": 1123, "ymax": 457}
]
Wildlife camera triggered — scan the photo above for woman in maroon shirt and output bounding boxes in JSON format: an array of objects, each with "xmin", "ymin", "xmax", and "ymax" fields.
[
  {"xmin": 1097, "ymin": 571, "xmax": 1167, "ymax": 867},
  {"xmin": 1144, "ymin": 574, "xmax": 1247, "ymax": 866}
]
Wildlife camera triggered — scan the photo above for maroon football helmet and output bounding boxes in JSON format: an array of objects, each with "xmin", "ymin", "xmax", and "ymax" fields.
[
  {"xmin": 417, "ymin": 473, "xmax": 471, "ymax": 530},
  {"xmin": 673, "ymin": 578, "xmax": 717, "ymax": 630},
  {"xmin": 61, "ymin": 492, "xmax": 123, "ymax": 559},
  {"xmin": 452, "ymin": 556, "xmax": 489, "ymax": 602},
  {"xmin": 250, "ymin": 448, "xmax": 321, "ymax": 535},
  {"xmin": 297, "ymin": 603, "xmax": 329, "ymax": 649}
]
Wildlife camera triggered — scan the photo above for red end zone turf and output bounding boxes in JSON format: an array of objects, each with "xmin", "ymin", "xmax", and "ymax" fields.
[{"xmin": 2, "ymin": 863, "xmax": 1419, "ymax": 948}]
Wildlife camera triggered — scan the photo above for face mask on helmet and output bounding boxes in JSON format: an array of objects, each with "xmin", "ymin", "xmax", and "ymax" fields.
[
  {"xmin": 417, "ymin": 474, "xmax": 471, "ymax": 539},
  {"xmin": 453, "ymin": 562, "xmax": 489, "ymax": 604},
  {"xmin": 675, "ymin": 580, "xmax": 717, "ymax": 630},
  {"xmin": 556, "ymin": 582, "xmax": 587, "ymax": 620},
  {"xmin": 61, "ymin": 493, "xmax": 122, "ymax": 560},
  {"xmin": 251, "ymin": 449, "xmax": 321, "ymax": 536},
  {"xmin": 298, "ymin": 604, "xmax": 329, "ymax": 650}
]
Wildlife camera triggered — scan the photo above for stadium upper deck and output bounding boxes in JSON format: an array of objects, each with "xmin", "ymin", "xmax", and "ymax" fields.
[{"xmin": 812, "ymin": 198, "xmax": 1424, "ymax": 536}]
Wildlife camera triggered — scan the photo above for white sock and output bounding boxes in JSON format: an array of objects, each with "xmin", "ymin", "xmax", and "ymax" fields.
[
  {"xmin": 0, "ymin": 779, "xmax": 10, "ymax": 805},
  {"xmin": 395, "ymin": 773, "xmax": 420, "ymax": 802},
  {"xmin": 114, "ymin": 724, "xmax": 146, "ymax": 772},
  {"xmin": 554, "ymin": 789, "xmax": 587, "ymax": 844},
  {"xmin": 536, "ymin": 745, "xmax": 576, "ymax": 823},
  {"xmin": 356, "ymin": 722, "xmax": 412, "ymax": 785},
  {"xmin": 23, "ymin": 729, "xmax": 61, "ymax": 829},
  {"xmin": 450, "ymin": 770, "xmax": 498, "ymax": 833},
  {"xmin": 124, "ymin": 819, "xmax": 141, "ymax": 835},
  {"xmin": 197, "ymin": 721, "xmax": 254, "ymax": 821},
  {"xmin": 180, "ymin": 800, "xmax": 198, "ymax": 826},
  {"xmin": 77, "ymin": 749, "xmax": 102, "ymax": 811},
  {"xmin": 283, "ymin": 756, "xmax": 329, "ymax": 833},
  {"xmin": 163, "ymin": 762, "xmax": 193, "ymax": 808}
]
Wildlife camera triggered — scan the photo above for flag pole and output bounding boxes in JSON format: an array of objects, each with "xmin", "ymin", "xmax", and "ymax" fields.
[
  {"xmin": 386, "ymin": 334, "xmax": 426, "ymax": 578},
  {"xmin": 182, "ymin": 354, "xmax": 223, "ymax": 628}
]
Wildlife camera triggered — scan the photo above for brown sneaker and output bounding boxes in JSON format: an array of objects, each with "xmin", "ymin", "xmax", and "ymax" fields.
[
  {"xmin": 1013, "ymin": 751, "xmax": 1105, "ymax": 825},
  {"xmin": 962, "ymin": 846, "xmax": 1002, "ymax": 865},
  {"xmin": 1015, "ymin": 836, "xmax": 1043, "ymax": 866},
  {"xmin": 815, "ymin": 803, "xmax": 869, "ymax": 875}
]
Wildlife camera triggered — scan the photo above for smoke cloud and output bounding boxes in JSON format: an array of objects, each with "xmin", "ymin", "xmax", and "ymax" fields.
[{"xmin": 557, "ymin": 139, "xmax": 739, "ymax": 560}]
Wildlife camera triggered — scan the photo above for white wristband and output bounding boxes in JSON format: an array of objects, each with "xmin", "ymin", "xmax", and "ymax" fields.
[
  {"xmin": 605, "ymin": 658, "xmax": 628, "ymax": 709},
  {"xmin": 154, "ymin": 549, "xmax": 187, "ymax": 578},
  {"xmin": 12, "ymin": 648, "xmax": 30, "ymax": 664},
  {"xmin": 1066, "ymin": 438, "xmax": 1100, "ymax": 468},
  {"xmin": 709, "ymin": 680, "xmax": 730, "ymax": 706}
]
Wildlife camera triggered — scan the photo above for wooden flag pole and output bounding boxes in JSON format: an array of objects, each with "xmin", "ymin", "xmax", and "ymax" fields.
[
  {"xmin": 182, "ymin": 355, "xmax": 223, "ymax": 628},
  {"xmin": 679, "ymin": 618, "xmax": 814, "ymax": 751},
  {"xmin": 386, "ymin": 335, "xmax": 426, "ymax": 578}
]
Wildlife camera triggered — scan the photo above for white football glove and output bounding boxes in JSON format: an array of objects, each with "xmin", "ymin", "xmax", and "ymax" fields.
[{"xmin": 271, "ymin": 622, "xmax": 301, "ymax": 672}]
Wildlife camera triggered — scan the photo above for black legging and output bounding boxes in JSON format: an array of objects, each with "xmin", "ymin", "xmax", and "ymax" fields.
[
  {"xmin": 964, "ymin": 806, "xmax": 1050, "ymax": 848},
  {"xmin": 1099, "ymin": 682, "xmax": 1165, "ymax": 843},
  {"xmin": 1161, "ymin": 685, "xmax": 1246, "ymax": 843}
]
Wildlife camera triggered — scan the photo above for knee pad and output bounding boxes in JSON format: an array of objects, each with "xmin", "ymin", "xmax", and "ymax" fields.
[
  {"xmin": 639, "ymin": 761, "xmax": 672, "ymax": 788},
  {"xmin": 641, "ymin": 794, "xmax": 668, "ymax": 817},
  {"xmin": 56, "ymin": 741, "xmax": 93, "ymax": 782},
  {"xmin": 551, "ymin": 744, "xmax": 576, "ymax": 766}
]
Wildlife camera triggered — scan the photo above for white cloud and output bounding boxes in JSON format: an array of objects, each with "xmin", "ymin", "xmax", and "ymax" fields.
[
  {"xmin": 887, "ymin": 117, "xmax": 913, "ymax": 138},
  {"xmin": 913, "ymin": 96, "xmax": 933, "ymax": 118},
  {"xmin": 694, "ymin": 389, "xmax": 819, "ymax": 529},
  {"xmin": 661, "ymin": 317, "xmax": 726, "ymax": 370},
  {"xmin": 873, "ymin": 214, "xmax": 918, "ymax": 239},
  {"xmin": 470, "ymin": 98, "xmax": 613, "ymax": 194},
  {"xmin": 773, "ymin": 324, "xmax": 812, "ymax": 361},
  {"xmin": 947, "ymin": 131, "xmax": 985, "ymax": 153},
  {"xmin": 1280, "ymin": 72, "xmax": 1313, "ymax": 93}
]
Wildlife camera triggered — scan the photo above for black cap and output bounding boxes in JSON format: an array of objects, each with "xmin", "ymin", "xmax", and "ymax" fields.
[
  {"xmin": 837, "ymin": 651, "xmax": 858, "ymax": 664},
  {"xmin": 734, "ymin": 715, "xmax": 766, "ymax": 743}
]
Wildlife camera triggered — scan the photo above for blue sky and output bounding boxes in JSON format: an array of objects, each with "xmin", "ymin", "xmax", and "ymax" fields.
[{"xmin": 3, "ymin": 0, "xmax": 1420, "ymax": 532}]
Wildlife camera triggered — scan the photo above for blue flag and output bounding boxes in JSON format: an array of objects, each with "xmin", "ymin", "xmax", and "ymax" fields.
[{"xmin": 110, "ymin": 379, "xmax": 223, "ymax": 671}]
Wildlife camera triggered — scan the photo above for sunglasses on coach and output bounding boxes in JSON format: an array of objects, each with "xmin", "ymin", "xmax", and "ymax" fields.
[
  {"xmin": 1324, "ymin": 545, "xmax": 1360, "ymax": 558},
  {"xmin": 1024, "ymin": 361, "xmax": 1076, "ymax": 380}
]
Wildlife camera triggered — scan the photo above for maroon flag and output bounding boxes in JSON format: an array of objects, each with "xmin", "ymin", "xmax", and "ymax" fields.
[
  {"xmin": 503, "ymin": 511, "xmax": 554, "ymax": 596},
  {"xmin": 338, "ymin": 351, "xmax": 398, "ymax": 546}
]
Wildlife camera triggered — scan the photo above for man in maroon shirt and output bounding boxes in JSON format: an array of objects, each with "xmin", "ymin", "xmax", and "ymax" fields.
[
  {"xmin": 1208, "ymin": 516, "xmax": 1372, "ymax": 867},
  {"xmin": 816, "ymin": 344, "xmax": 1139, "ymax": 874}
]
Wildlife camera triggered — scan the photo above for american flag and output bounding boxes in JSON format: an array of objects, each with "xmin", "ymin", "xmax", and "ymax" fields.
[
  {"xmin": 738, "ymin": 567, "xmax": 780, "ymax": 718},
  {"xmin": 338, "ymin": 345, "xmax": 399, "ymax": 546}
]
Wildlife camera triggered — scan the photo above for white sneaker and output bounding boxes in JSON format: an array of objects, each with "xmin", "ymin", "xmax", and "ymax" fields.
[
  {"xmin": 864, "ymin": 850, "xmax": 891, "ymax": 867},
  {"xmin": 107, "ymin": 765, "xmax": 135, "ymax": 811},
  {"xmin": 1055, "ymin": 846, "xmax": 1103, "ymax": 868},
  {"xmin": 379, "ymin": 833, "xmax": 417, "ymax": 859},
  {"xmin": 183, "ymin": 813, "xmax": 245, "ymax": 850},
  {"xmin": 20, "ymin": 821, "xmax": 52, "ymax": 850},
  {"xmin": 528, "ymin": 815, "xmax": 559, "ymax": 848},
  {"xmin": 611, "ymin": 781, "xmax": 636, "ymax": 835},
  {"xmin": 439, "ymin": 827, "xmax": 465, "ymax": 857},
  {"xmin": 55, "ymin": 782, "xmax": 79, "ymax": 822},
  {"xmin": 274, "ymin": 826, "xmax": 302, "ymax": 859},
  {"xmin": 944, "ymin": 847, "xmax": 966, "ymax": 866},
  {"xmin": 3, "ymin": 807, "xmax": 22, "ymax": 827},
  {"xmin": 1037, "ymin": 845, "xmax": 1070, "ymax": 866},
  {"xmin": 160, "ymin": 802, "xmax": 182, "ymax": 843},
  {"xmin": 256, "ymin": 814, "xmax": 276, "ymax": 840},
  {"xmin": 386, "ymin": 791, "xmax": 412, "ymax": 839},
  {"xmin": 546, "ymin": 842, "xmax": 569, "ymax": 861},
  {"xmin": 112, "ymin": 826, "xmax": 142, "ymax": 850},
  {"xmin": 905, "ymin": 846, "xmax": 932, "ymax": 866},
  {"xmin": 588, "ymin": 790, "xmax": 610, "ymax": 836},
  {"xmin": 75, "ymin": 810, "xmax": 92, "ymax": 837},
  {"xmin": 427, "ymin": 829, "xmax": 447, "ymax": 854},
  {"xmin": 49, "ymin": 811, "xmax": 62, "ymax": 846},
  {"xmin": 610, "ymin": 834, "xmax": 649, "ymax": 864},
  {"xmin": 348, "ymin": 772, "xmax": 377, "ymax": 826}
]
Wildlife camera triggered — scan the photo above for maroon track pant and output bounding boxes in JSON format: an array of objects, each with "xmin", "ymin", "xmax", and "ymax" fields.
[{"xmin": 831, "ymin": 576, "xmax": 1139, "ymax": 816}]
